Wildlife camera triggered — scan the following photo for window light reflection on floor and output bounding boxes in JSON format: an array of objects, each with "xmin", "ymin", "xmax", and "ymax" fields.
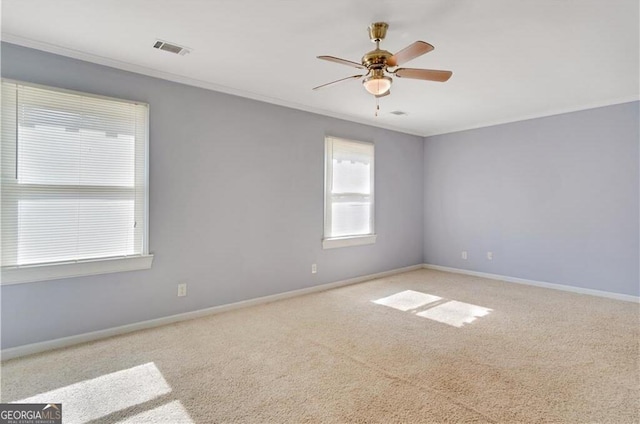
[
  {"xmin": 117, "ymin": 400, "xmax": 194, "ymax": 424},
  {"xmin": 372, "ymin": 289, "xmax": 442, "ymax": 311},
  {"xmin": 416, "ymin": 300, "xmax": 492, "ymax": 327},
  {"xmin": 372, "ymin": 290, "xmax": 492, "ymax": 327},
  {"xmin": 15, "ymin": 362, "xmax": 172, "ymax": 423}
]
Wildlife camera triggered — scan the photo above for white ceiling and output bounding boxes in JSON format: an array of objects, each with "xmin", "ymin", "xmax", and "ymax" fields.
[{"xmin": 2, "ymin": 0, "xmax": 638, "ymax": 136}]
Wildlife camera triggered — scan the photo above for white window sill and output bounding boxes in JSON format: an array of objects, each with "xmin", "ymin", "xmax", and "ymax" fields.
[
  {"xmin": 1, "ymin": 255, "xmax": 154, "ymax": 285},
  {"xmin": 322, "ymin": 235, "xmax": 377, "ymax": 249}
]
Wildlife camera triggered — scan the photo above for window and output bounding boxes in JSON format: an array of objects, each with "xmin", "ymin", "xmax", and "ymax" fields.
[
  {"xmin": 323, "ymin": 136, "xmax": 376, "ymax": 249},
  {"xmin": 1, "ymin": 80, "xmax": 152, "ymax": 284}
]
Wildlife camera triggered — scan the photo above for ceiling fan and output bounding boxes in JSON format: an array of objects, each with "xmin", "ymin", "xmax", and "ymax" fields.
[{"xmin": 313, "ymin": 22, "xmax": 452, "ymax": 98}]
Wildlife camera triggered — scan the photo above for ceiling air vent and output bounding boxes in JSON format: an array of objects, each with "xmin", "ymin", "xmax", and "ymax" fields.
[
  {"xmin": 153, "ymin": 40, "xmax": 190, "ymax": 56},
  {"xmin": 390, "ymin": 110, "xmax": 408, "ymax": 116}
]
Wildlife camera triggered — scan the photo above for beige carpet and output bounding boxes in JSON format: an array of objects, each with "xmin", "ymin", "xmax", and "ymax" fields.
[{"xmin": 1, "ymin": 269, "xmax": 639, "ymax": 423}]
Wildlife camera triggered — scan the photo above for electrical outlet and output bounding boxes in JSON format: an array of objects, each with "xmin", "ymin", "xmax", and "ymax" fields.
[
  {"xmin": 311, "ymin": 264, "xmax": 317, "ymax": 274},
  {"xmin": 461, "ymin": 251, "xmax": 468, "ymax": 260},
  {"xmin": 487, "ymin": 252, "xmax": 493, "ymax": 260},
  {"xmin": 177, "ymin": 283, "xmax": 187, "ymax": 297}
]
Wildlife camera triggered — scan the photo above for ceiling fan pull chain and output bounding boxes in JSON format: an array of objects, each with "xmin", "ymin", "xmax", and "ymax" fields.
[{"xmin": 375, "ymin": 97, "xmax": 380, "ymax": 117}]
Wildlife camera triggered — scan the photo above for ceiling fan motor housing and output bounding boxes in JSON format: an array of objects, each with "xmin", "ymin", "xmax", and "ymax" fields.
[
  {"xmin": 362, "ymin": 49, "xmax": 393, "ymax": 69},
  {"xmin": 363, "ymin": 22, "xmax": 393, "ymax": 69}
]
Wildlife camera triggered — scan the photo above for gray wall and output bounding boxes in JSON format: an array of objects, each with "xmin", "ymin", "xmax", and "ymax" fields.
[
  {"xmin": 423, "ymin": 102, "xmax": 640, "ymax": 296},
  {"xmin": 0, "ymin": 43, "xmax": 424, "ymax": 349},
  {"xmin": 2, "ymin": 42, "xmax": 637, "ymax": 350}
]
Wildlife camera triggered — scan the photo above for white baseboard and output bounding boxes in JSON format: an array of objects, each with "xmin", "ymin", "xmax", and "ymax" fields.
[
  {"xmin": 423, "ymin": 264, "xmax": 639, "ymax": 303},
  {"xmin": 1, "ymin": 264, "xmax": 423, "ymax": 361}
]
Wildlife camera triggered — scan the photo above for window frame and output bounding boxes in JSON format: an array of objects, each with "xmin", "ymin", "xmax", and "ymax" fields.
[
  {"xmin": 0, "ymin": 79, "xmax": 153, "ymax": 285},
  {"xmin": 323, "ymin": 136, "xmax": 376, "ymax": 249}
]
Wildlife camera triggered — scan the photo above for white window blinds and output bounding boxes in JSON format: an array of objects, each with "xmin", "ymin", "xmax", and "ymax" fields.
[
  {"xmin": 1, "ymin": 81, "xmax": 149, "ymax": 269},
  {"xmin": 324, "ymin": 136, "xmax": 375, "ymax": 240}
]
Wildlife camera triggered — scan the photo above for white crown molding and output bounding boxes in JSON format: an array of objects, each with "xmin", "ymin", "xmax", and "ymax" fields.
[
  {"xmin": 0, "ymin": 33, "xmax": 423, "ymax": 138},
  {"xmin": 2, "ymin": 33, "xmax": 637, "ymax": 139},
  {"xmin": 423, "ymin": 264, "xmax": 639, "ymax": 303},
  {"xmin": 422, "ymin": 96, "xmax": 640, "ymax": 137}
]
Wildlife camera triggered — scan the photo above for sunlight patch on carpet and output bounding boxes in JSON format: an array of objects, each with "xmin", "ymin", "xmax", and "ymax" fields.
[
  {"xmin": 372, "ymin": 290, "xmax": 442, "ymax": 311},
  {"xmin": 15, "ymin": 362, "xmax": 172, "ymax": 423},
  {"xmin": 372, "ymin": 290, "xmax": 492, "ymax": 327},
  {"xmin": 115, "ymin": 400, "xmax": 193, "ymax": 423},
  {"xmin": 416, "ymin": 300, "xmax": 492, "ymax": 327}
]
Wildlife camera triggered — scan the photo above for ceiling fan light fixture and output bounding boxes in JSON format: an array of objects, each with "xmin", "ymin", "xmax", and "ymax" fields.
[{"xmin": 362, "ymin": 75, "xmax": 392, "ymax": 96}]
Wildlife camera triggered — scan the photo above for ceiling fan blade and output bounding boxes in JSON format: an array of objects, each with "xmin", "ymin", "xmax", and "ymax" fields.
[
  {"xmin": 312, "ymin": 74, "xmax": 364, "ymax": 90},
  {"xmin": 375, "ymin": 90, "xmax": 390, "ymax": 98},
  {"xmin": 317, "ymin": 55, "xmax": 366, "ymax": 69},
  {"xmin": 395, "ymin": 68, "xmax": 452, "ymax": 82},
  {"xmin": 387, "ymin": 41, "xmax": 434, "ymax": 67}
]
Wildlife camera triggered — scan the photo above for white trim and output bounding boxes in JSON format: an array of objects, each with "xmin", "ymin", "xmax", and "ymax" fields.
[
  {"xmin": 323, "ymin": 137, "xmax": 333, "ymax": 236},
  {"xmin": 322, "ymin": 235, "xmax": 377, "ymax": 249},
  {"xmin": 422, "ymin": 264, "xmax": 639, "ymax": 303},
  {"xmin": 0, "ymin": 33, "xmax": 422, "ymax": 137},
  {"xmin": 1, "ymin": 255, "xmax": 154, "ymax": 285},
  {"xmin": 4, "ymin": 34, "xmax": 638, "ymax": 139},
  {"xmin": 422, "ymin": 96, "xmax": 640, "ymax": 137},
  {"xmin": 143, "ymin": 104, "xmax": 150, "ymax": 256},
  {"xmin": 0, "ymin": 264, "xmax": 422, "ymax": 360},
  {"xmin": 323, "ymin": 136, "xmax": 375, "ymax": 245},
  {"xmin": 1, "ymin": 80, "xmax": 151, "ymax": 282}
]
